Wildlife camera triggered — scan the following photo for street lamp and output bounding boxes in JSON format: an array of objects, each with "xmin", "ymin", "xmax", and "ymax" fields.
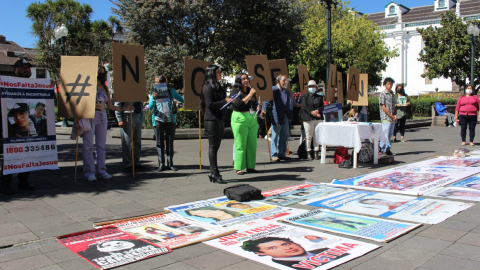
[
  {"xmin": 321, "ymin": 0, "xmax": 337, "ymax": 99},
  {"xmin": 54, "ymin": 24, "xmax": 68, "ymax": 126},
  {"xmin": 467, "ymin": 23, "xmax": 479, "ymax": 90}
]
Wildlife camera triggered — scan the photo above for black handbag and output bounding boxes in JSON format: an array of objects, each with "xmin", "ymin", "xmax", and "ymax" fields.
[
  {"xmin": 223, "ymin": 184, "xmax": 264, "ymax": 202},
  {"xmin": 167, "ymin": 88, "xmax": 178, "ymax": 114}
]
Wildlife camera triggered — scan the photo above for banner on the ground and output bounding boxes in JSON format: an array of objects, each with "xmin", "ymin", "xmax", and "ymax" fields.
[
  {"xmin": 323, "ymin": 103, "xmax": 343, "ymax": 122},
  {"xmin": 183, "ymin": 58, "xmax": 213, "ymax": 110},
  {"xmin": 58, "ymin": 56, "xmax": 98, "ymax": 118},
  {"xmin": 57, "ymin": 227, "xmax": 171, "ymax": 269},
  {"xmin": 449, "ymin": 175, "xmax": 480, "ymax": 190},
  {"xmin": 112, "ymin": 43, "xmax": 147, "ymax": 102},
  {"xmin": 303, "ymin": 190, "xmax": 474, "ymax": 224},
  {"xmin": 425, "ymin": 187, "xmax": 480, "ymax": 201},
  {"xmin": 94, "ymin": 212, "xmax": 233, "ymax": 249},
  {"xmin": 205, "ymin": 221, "xmax": 379, "ymax": 270},
  {"xmin": 351, "ymin": 74, "xmax": 368, "ymax": 106},
  {"xmin": 166, "ymin": 197, "xmax": 306, "ymax": 229},
  {"xmin": 246, "ymin": 55, "xmax": 273, "ymax": 101},
  {"xmin": 262, "ymin": 184, "xmax": 347, "ymax": 206},
  {"xmin": 0, "ymin": 76, "xmax": 59, "ymax": 175},
  {"xmin": 297, "ymin": 64, "xmax": 309, "ymax": 95},
  {"xmin": 326, "ymin": 64, "xmax": 337, "ymax": 102},
  {"xmin": 284, "ymin": 209, "xmax": 421, "ymax": 242},
  {"xmin": 330, "ymin": 157, "xmax": 480, "ymax": 195},
  {"xmin": 346, "ymin": 66, "xmax": 360, "ymax": 101}
]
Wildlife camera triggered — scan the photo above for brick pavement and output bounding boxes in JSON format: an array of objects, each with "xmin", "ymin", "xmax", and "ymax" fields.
[{"xmin": 1, "ymin": 125, "xmax": 480, "ymax": 270}]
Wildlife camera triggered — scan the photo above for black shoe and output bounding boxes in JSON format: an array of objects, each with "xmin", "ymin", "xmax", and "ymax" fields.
[
  {"xmin": 278, "ymin": 155, "xmax": 291, "ymax": 160},
  {"xmin": 385, "ymin": 150, "xmax": 394, "ymax": 156},
  {"xmin": 246, "ymin": 169, "xmax": 259, "ymax": 173},
  {"xmin": 212, "ymin": 174, "xmax": 226, "ymax": 184},
  {"xmin": 208, "ymin": 173, "xmax": 215, "ymax": 183},
  {"xmin": 18, "ymin": 183, "xmax": 36, "ymax": 191},
  {"xmin": 157, "ymin": 166, "xmax": 165, "ymax": 172},
  {"xmin": 168, "ymin": 166, "xmax": 178, "ymax": 172},
  {"xmin": 1, "ymin": 186, "xmax": 15, "ymax": 195},
  {"xmin": 314, "ymin": 151, "xmax": 320, "ymax": 160},
  {"xmin": 236, "ymin": 170, "xmax": 244, "ymax": 175},
  {"xmin": 307, "ymin": 151, "xmax": 314, "ymax": 161},
  {"xmin": 134, "ymin": 164, "xmax": 146, "ymax": 170}
]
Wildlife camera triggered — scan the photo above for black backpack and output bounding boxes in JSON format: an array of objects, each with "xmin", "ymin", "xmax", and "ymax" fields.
[
  {"xmin": 297, "ymin": 138, "xmax": 314, "ymax": 159},
  {"xmin": 224, "ymin": 184, "xmax": 264, "ymax": 202}
]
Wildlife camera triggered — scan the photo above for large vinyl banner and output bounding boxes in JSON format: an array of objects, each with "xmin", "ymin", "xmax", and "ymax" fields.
[
  {"xmin": 330, "ymin": 157, "xmax": 480, "ymax": 195},
  {"xmin": 303, "ymin": 190, "xmax": 474, "ymax": 224},
  {"xmin": 0, "ymin": 76, "xmax": 58, "ymax": 174},
  {"xmin": 94, "ymin": 213, "xmax": 233, "ymax": 249},
  {"xmin": 205, "ymin": 222, "xmax": 379, "ymax": 270},
  {"xmin": 425, "ymin": 187, "xmax": 480, "ymax": 202},
  {"xmin": 262, "ymin": 184, "xmax": 348, "ymax": 206},
  {"xmin": 284, "ymin": 209, "xmax": 421, "ymax": 242}
]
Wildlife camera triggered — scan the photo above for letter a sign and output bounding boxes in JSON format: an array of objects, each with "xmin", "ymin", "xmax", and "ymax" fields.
[
  {"xmin": 112, "ymin": 43, "xmax": 147, "ymax": 102},
  {"xmin": 346, "ymin": 66, "xmax": 360, "ymax": 101}
]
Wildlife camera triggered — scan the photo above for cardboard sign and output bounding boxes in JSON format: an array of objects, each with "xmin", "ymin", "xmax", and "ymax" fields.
[
  {"xmin": 269, "ymin": 59, "xmax": 290, "ymax": 90},
  {"xmin": 352, "ymin": 74, "xmax": 369, "ymax": 106},
  {"xmin": 346, "ymin": 66, "xmax": 360, "ymax": 101},
  {"xmin": 297, "ymin": 64, "xmax": 309, "ymax": 95},
  {"xmin": 326, "ymin": 64, "xmax": 337, "ymax": 102},
  {"xmin": 112, "ymin": 43, "xmax": 147, "ymax": 102},
  {"xmin": 183, "ymin": 58, "xmax": 213, "ymax": 110},
  {"xmin": 58, "ymin": 56, "xmax": 98, "ymax": 119},
  {"xmin": 337, "ymin": 71, "xmax": 344, "ymax": 103},
  {"xmin": 246, "ymin": 55, "xmax": 273, "ymax": 101}
]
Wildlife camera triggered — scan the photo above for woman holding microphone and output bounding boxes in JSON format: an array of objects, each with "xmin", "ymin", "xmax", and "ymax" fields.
[
  {"xmin": 200, "ymin": 65, "xmax": 230, "ymax": 183},
  {"xmin": 230, "ymin": 73, "xmax": 260, "ymax": 175}
]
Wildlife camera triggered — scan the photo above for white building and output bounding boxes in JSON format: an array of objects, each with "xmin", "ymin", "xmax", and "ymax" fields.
[{"xmin": 366, "ymin": 0, "xmax": 480, "ymax": 94}]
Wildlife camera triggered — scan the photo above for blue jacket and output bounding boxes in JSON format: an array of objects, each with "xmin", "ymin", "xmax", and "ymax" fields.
[
  {"xmin": 435, "ymin": 102, "xmax": 447, "ymax": 116},
  {"xmin": 148, "ymin": 88, "xmax": 184, "ymax": 125},
  {"xmin": 265, "ymin": 85, "xmax": 293, "ymax": 126}
]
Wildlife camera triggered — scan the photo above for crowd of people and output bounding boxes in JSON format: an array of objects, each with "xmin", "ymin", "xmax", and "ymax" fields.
[{"xmin": 0, "ymin": 59, "xmax": 478, "ymax": 194}]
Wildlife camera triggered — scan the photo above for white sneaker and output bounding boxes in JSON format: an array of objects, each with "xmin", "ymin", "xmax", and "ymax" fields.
[
  {"xmin": 99, "ymin": 173, "xmax": 113, "ymax": 180},
  {"xmin": 86, "ymin": 175, "xmax": 97, "ymax": 182},
  {"xmin": 288, "ymin": 136, "xmax": 294, "ymax": 141}
]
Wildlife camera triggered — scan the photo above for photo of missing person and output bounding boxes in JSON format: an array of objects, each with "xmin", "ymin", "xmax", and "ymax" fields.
[
  {"xmin": 163, "ymin": 220, "xmax": 190, "ymax": 228},
  {"xmin": 241, "ymin": 237, "xmax": 348, "ymax": 269},
  {"xmin": 141, "ymin": 226, "xmax": 185, "ymax": 240},
  {"xmin": 77, "ymin": 239, "xmax": 150, "ymax": 263},
  {"xmin": 437, "ymin": 189, "xmax": 480, "ymax": 200},
  {"xmin": 6, "ymin": 100, "xmax": 48, "ymax": 138},
  {"xmin": 184, "ymin": 206, "xmax": 243, "ymax": 222}
]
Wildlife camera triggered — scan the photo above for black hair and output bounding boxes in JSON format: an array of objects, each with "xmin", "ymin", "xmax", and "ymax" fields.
[
  {"xmin": 156, "ymin": 74, "xmax": 167, "ymax": 84},
  {"xmin": 241, "ymin": 237, "xmax": 294, "ymax": 252},
  {"xmin": 383, "ymin": 77, "xmax": 395, "ymax": 86},
  {"xmin": 35, "ymin": 102, "xmax": 45, "ymax": 109},
  {"xmin": 226, "ymin": 202, "xmax": 247, "ymax": 208},
  {"xmin": 233, "ymin": 73, "xmax": 257, "ymax": 103},
  {"xmin": 200, "ymin": 65, "xmax": 224, "ymax": 113},
  {"xmin": 395, "ymin": 85, "xmax": 406, "ymax": 96}
]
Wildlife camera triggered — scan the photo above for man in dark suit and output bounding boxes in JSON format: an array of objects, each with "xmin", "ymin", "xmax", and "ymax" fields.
[
  {"xmin": 241, "ymin": 236, "xmax": 347, "ymax": 269},
  {"xmin": 264, "ymin": 74, "xmax": 293, "ymax": 162}
]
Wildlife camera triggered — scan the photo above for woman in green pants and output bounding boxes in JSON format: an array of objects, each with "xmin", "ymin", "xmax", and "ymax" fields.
[{"xmin": 230, "ymin": 73, "xmax": 260, "ymax": 175}]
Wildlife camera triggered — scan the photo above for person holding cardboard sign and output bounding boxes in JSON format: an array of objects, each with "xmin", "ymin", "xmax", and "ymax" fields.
[
  {"xmin": 200, "ymin": 65, "xmax": 230, "ymax": 183},
  {"xmin": 231, "ymin": 73, "xmax": 260, "ymax": 175},
  {"xmin": 78, "ymin": 66, "xmax": 132, "ymax": 182},
  {"xmin": 149, "ymin": 74, "xmax": 184, "ymax": 172}
]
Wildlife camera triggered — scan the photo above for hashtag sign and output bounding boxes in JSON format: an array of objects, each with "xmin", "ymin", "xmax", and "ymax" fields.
[{"xmin": 66, "ymin": 74, "xmax": 91, "ymax": 105}]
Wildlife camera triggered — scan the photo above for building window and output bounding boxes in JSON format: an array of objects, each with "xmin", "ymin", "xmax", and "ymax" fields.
[
  {"xmin": 439, "ymin": 0, "xmax": 445, "ymax": 8},
  {"xmin": 389, "ymin": 5, "xmax": 396, "ymax": 14},
  {"xmin": 36, "ymin": 69, "xmax": 46, "ymax": 78}
]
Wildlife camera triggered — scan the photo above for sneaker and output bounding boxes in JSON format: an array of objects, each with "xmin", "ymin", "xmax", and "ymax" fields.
[
  {"xmin": 449, "ymin": 125, "xmax": 454, "ymax": 127},
  {"xmin": 86, "ymin": 175, "xmax": 97, "ymax": 182},
  {"xmin": 288, "ymin": 136, "xmax": 294, "ymax": 141},
  {"xmin": 401, "ymin": 139, "xmax": 407, "ymax": 142},
  {"xmin": 99, "ymin": 173, "xmax": 113, "ymax": 180},
  {"xmin": 385, "ymin": 150, "xmax": 394, "ymax": 156},
  {"xmin": 271, "ymin": 157, "xmax": 280, "ymax": 162}
]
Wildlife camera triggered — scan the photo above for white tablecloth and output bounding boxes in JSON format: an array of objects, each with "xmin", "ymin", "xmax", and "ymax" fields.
[{"xmin": 315, "ymin": 122, "xmax": 386, "ymax": 153}]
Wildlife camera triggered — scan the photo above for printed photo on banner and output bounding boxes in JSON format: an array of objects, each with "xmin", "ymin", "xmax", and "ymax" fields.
[
  {"xmin": 323, "ymin": 103, "xmax": 343, "ymax": 122},
  {"xmin": 449, "ymin": 175, "xmax": 480, "ymax": 190},
  {"xmin": 425, "ymin": 187, "xmax": 480, "ymax": 202},
  {"xmin": 58, "ymin": 227, "xmax": 171, "ymax": 270},
  {"xmin": 284, "ymin": 209, "xmax": 421, "ymax": 242},
  {"xmin": 303, "ymin": 190, "xmax": 474, "ymax": 224},
  {"xmin": 205, "ymin": 222, "xmax": 379, "ymax": 270},
  {"xmin": 262, "ymin": 184, "xmax": 348, "ymax": 206},
  {"xmin": 431, "ymin": 157, "xmax": 480, "ymax": 167},
  {"xmin": 0, "ymin": 76, "xmax": 58, "ymax": 175}
]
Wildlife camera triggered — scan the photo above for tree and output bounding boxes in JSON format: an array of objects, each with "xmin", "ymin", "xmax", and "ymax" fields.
[
  {"xmin": 418, "ymin": 11, "xmax": 480, "ymax": 92},
  {"xmin": 299, "ymin": 0, "xmax": 398, "ymax": 87},
  {"xmin": 112, "ymin": 0, "xmax": 307, "ymax": 88},
  {"xmin": 26, "ymin": 0, "xmax": 121, "ymax": 80}
]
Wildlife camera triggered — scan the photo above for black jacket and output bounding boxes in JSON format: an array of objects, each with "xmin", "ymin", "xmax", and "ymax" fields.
[
  {"xmin": 203, "ymin": 84, "xmax": 227, "ymax": 121},
  {"xmin": 29, "ymin": 115, "xmax": 48, "ymax": 136},
  {"xmin": 301, "ymin": 93, "xmax": 324, "ymax": 121}
]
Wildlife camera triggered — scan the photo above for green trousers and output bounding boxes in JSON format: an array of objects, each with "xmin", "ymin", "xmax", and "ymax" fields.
[{"xmin": 231, "ymin": 111, "xmax": 258, "ymax": 170}]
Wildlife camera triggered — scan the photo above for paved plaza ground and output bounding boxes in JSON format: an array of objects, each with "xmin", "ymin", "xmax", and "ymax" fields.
[{"xmin": 1, "ymin": 125, "xmax": 480, "ymax": 270}]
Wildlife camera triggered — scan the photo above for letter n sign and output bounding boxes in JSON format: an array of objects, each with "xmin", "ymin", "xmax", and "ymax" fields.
[{"xmin": 112, "ymin": 43, "xmax": 147, "ymax": 102}]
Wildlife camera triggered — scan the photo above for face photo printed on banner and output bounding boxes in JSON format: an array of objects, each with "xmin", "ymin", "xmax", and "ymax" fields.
[
  {"xmin": 7, "ymin": 99, "xmax": 48, "ymax": 138},
  {"xmin": 183, "ymin": 201, "xmax": 276, "ymax": 223},
  {"xmin": 343, "ymin": 172, "xmax": 448, "ymax": 192},
  {"xmin": 427, "ymin": 187, "xmax": 480, "ymax": 201}
]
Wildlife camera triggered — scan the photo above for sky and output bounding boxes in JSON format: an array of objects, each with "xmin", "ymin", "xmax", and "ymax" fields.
[{"xmin": 2, "ymin": 0, "xmax": 439, "ymax": 48}]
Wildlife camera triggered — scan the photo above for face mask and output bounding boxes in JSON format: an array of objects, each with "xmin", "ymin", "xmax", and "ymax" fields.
[
  {"xmin": 308, "ymin": 87, "xmax": 316, "ymax": 94},
  {"xmin": 466, "ymin": 89, "xmax": 473, "ymax": 95},
  {"xmin": 318, "ymin": 92, "xmax": 324, "ymax": 96}
]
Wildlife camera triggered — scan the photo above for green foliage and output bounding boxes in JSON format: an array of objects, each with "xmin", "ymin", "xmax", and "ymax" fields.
[
  {"xmin": 418, "ymin": 12, "xmax": 480, "ymax": 91},
  {"xmin": 299, "ymin": 0, "xmax": 398, "ymax": 87},
  {"xmin": 26, "ymin": 0, "xmax": 122, "ymax": 80}
]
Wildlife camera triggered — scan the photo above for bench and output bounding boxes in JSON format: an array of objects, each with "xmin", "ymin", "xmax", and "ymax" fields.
[{"xmin": 431, "ymin": 105, "xmax": 456, "ymax": 127}]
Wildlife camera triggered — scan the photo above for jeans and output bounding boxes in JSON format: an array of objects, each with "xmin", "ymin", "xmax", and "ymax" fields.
[
  {"xmin": 394, "ymin": 117, "xmax": 406, "ymax": 137},
  {"xmin": 119, "ymin": 112, "xmax": 142, "ymax": 168},
  {"xmin": 358, "ymin": 113, "xmax": 367, "ymax": 122},
  {"xmin": 204, "ymin": 120, "xmax": 224, "ymax": 174},
  {"xmin": 155, "ymin": 121, "xmax": 176, "ymax": 167},
  {"xmin": 271, "ymin": 118, "xmax": 289, "ymax": 158},
  {"xmin": 459, "ymin": 114, "xmax": 477, "ymax": 142},
  {"xmin": 379, "ymin": 122, "xmax": 395, "ymax": 153},
  {"xmin": 82, "ymin": 110, "xmax": 108, "ymax": 178}
]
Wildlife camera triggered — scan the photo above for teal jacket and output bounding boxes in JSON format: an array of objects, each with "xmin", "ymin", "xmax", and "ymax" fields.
[{"xmin": 148, "ymin": 88, "xmax": 184, "ymax": 126}]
